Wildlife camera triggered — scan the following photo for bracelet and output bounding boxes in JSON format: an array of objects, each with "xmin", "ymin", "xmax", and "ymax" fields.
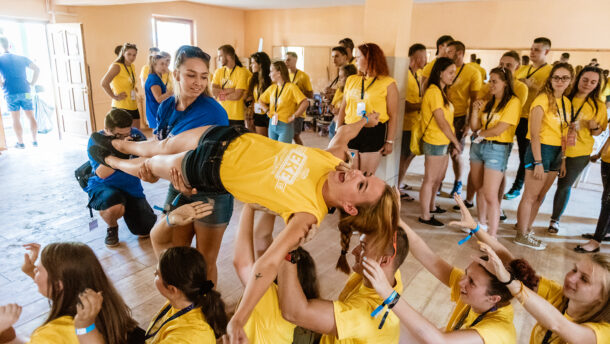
[
  {"xmin": 370, "ymin": 291, "xmax": 399, "ymax": 330},
  {"xmin": 284, "ymin": 250, "xmax": 299, "ymax": 264},
  {"xmin": 387, "ymin": 292, "xmax": 401, "ymax": 309},
  {"xmin": 363, "ymin": 115, "xmax": 369, "ymax": 124},
  {"xmin": 75, "ymin": 323, "xmax": 96, "ymax": 335},
  {"xmin": 458, "ymin": 224, "xmax": 480, "ymax": 245},
  {"xmin": 166, "ymin": 213, "xmax": 172, "ymax": 227},
  {"xmin": 500, "ymin": 273, "xmax": 515, "ymax": 285},
  {"xmin": 533, "ymin": 161, "xmax": 543, "ymax": 166},
  {"xmin": 385, "ymin": 140, "xmax": 394, "ymax": 144}
]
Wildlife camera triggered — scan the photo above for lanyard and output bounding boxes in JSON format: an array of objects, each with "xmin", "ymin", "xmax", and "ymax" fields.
[
  {"xmin": 557, "ymin": 97, "xmax": 572, "ymax": 129},
  {"xmin": 360, "ymin": 76, "xmax": 377, "ymax": 100},
  {"xmin": 145, "ymin": 303, "xmax": 195, "ymax": 340},
  {"xmin": 541, "ymin": 302, "xmax": 568, "ymax": 344},
  {"xmin": 484, "ymin": 100, "xmax": 498, "ymax": 130},
  {"xmin": 452, "ymin": 65, "xmax": 465, "ymax": 85},
  {"xmin": 526, "ymin": 63, "xmax": 547, "ymax": 79},
  {"xmin": 453, "ymin": 305, "xmax": 497, "ymax": 331},
  {"xmin": 222, "ymin": 66, "xmax": 236, "ymax": 89},
  {"xmin": 410, "ymin": 68, "xmax": 421, "ymax": 97},
  {"xmin": 123, "ymin": 63, "xmax": 135, "ymax": 86},
  {"xmin": 291, "ymin": 70, "xmax": 299, "ymax": 83},
  {"xmin": 571, "ymin": 97, "xmax": 589, "ymax": 123},
  {"xmin": 273, "ymin": 83, "xmax": 286, "ymax": 113},
  {"xmin": 329, "ymin": 75, "xmax": 339, "ymax": 88}
]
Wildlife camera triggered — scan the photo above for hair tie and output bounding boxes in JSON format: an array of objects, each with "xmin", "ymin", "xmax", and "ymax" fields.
[
  {"xmin": 200, "ymin": 280, "xmax": 214, "ymax": 294},
  {"xmin": 340, "ymin": 249, "xmax": 348, "ymax": 255}
]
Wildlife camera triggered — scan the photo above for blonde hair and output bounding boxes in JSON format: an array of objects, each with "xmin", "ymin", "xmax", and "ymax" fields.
[
  {"xmin": 336, "ymin": 184, "xmax": 399, "ymax": 273},
  {"xmin": 575, "ymin": 254, "xmax": 610, "ymax": 323}
]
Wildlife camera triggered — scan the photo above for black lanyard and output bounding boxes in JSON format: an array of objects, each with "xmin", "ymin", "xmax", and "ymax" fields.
[
  {"xmin": 123, "ymin": 63, "xmax": 135, "ymax": 86},
  {"xmin": 452, "ymin": 65, "xmax": 465, "ymax": 84},
  {"xmin": 291, "ymin": 70, "xmax": 299, "ymax": 83},
  {"xmin": 571, "ymin": 96, "xmax": 589, "ymax": 123},
  {"xmin": 145, "ymin": 303, "xmax": 195, "ymax": 340},
  {"xmin": 410, "ymin": 68, "xmax": 421, "ymax": 97},
  {"xmin": 541, "ymin": 302, "xmax": 568, "ymax": 344},
  {"xmin": 526, "ymin": 63, "xmax": 547, "ymax": 79},
  {"xmin": 222, "ymin": 66, "xmax": 236, "ymax": 89},
  {"xmin": 273, "ymin": 83, "xmax": 286, "ymax": 113},
  {"xmin": 360, "ymin": 76, "xmax": 377, "ymax": 100},
  {"xmin": 453, "ymin": 305, "xmax": 497, "ymax": 331},
  {"xmin": 484, "ymin": 101, "xmax": 498, "ymax": 130},
  {"xmin": 557, "ymin": 97, "xmax": 572, "ymax": 129},
  {"xmin": 329, "ymin": 75, "xmax": 339, "ymax": 88}
]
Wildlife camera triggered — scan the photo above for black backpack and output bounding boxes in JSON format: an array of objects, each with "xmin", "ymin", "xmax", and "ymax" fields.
[{"xmin": 75, "ymin": 161, "xmax": 94, "ymax": 190}]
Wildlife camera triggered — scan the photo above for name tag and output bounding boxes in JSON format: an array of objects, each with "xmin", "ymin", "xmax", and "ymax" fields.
[
  {"xmin": 254, "ymin": 103, "xmax": 263, "ymax": 114},
  {"xmin": 271, "ymin": 114, "xmax": 279, "ymax": 126},
  {"xmin": 130, "ymin": 90, "xmax": 136, "ymax": 100},
  {"xmin": 356, "ymin": 101, "xmax": 366, "ymax": 117}
]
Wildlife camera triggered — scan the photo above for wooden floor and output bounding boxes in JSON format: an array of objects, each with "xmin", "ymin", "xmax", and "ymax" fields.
[{"xmin": 0, "ymin": 131, "xmax": 607, "ymax": 343}]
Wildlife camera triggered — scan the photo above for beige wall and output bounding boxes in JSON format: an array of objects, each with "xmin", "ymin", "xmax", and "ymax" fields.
[{"xmin": 57, "ymin": 1, "xmax": 245, "ymax": 128}]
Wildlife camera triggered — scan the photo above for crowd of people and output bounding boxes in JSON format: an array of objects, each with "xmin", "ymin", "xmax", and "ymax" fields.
[{"xmin": 0, "ymin": 33, "xmax": 609, "ymax": 344}]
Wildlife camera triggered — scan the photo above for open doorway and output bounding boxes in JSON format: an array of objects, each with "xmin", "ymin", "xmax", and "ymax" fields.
[{"xmin": 0, "ymin": 18, "xmax": 57, "ymax": 150}]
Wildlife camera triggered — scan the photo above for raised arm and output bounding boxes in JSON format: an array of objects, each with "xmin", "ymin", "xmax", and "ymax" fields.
[
  {"xmin": 233, "ymin": 205, "xmax": 256, "ymax": 285},
  {"xmin": 326, "ymin": 112, "xmax": 379, "ymax": 158}
]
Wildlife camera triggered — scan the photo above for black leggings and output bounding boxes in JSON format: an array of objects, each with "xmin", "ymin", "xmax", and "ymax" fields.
[{"xmin": 593, "ymin": 161, "xmax": 610, "ymax": 242}]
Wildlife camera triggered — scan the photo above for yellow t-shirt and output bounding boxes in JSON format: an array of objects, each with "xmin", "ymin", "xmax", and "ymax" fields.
[
  {"xmin": 343, "ymin": 74, "xmax": 396, "ymax": 124},
  {"xmin": 478, "ymin": 79, "xmax": 528, "ymax": 107},
  {"xmin": 320, "ymin": 270, "xmax": 403, "ymax": 344},
  {"xmin": 290, "ymin": 69, "xmax": 313, "ymax": 94},
  {"xmin": 447, "ymin": 63, "xmax": 483, "ymax": 116},
  {"xmin": 468, "ymin": 62, "xmax": 487, "ymax": 81},
  {"xmin": 220, "ymin": 133, "xmax": 341, "ymax": 224},
  {"xmin": 212, "ymin": 65, "xmax": 252, "ymax": 120},
  {"xmin": 422, "ymin": 58, "xmax": 437, "ymax": 78},
  {"xmin": 252, "ymin": 84, "xmax": 267, "ymax": 115},
  {"xmin": 111, "ymin": 62, "xmax": 138, "ymax": 110},
  {"xmin": 259, "ymin": 83, "xmax": 306, "ymax": 123},
  {"xmin": 244, "ymin": 284, "xmax": 295, "ymax": 344},
  {"xmin": 529, "ymin": 277, "xmax": 610, "ymax": 344},
  {"xmin": 28, "ymin": 316, "xmax": 79, "ymax": 344},
  {"xmin": 515, "ymin": 63, "xmax": 553, "ymax": 118},
  {"xmin": 332, "ymin": 88, "xmax": 344, "ymax": 107},
  {"xmin": 145, "ymin": 302, "xmax": 215, "ymax": 343},
  {"xmin": 601, "ymin": 81, "xmax": 610, "ymax": 102},
  {"xmin": 446, "ymin": 268, "xmax": 517, "ymax": 344},
  {"xmin": 421, "ymin": 84, "xmax": 455, "ymax": 145},
  {"xmin": 479, "ymin": 96, "xmax": 521, "ymax": 143},
  {"xmin": 526, "ymin": 94, "xmax": 572, "ymax": 146},
  {"xmin": 566, "ymin": 97, "xmax": 608, "ymax": 157},
  {"xmin": 404, "ymin": 68, "xmax": 423, "ymax": 131},
  {"xmin": 140, "ymin": 65, "xmax": 173, "ymax": 91}
]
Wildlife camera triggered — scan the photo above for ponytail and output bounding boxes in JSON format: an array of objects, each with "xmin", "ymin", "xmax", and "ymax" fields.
[
  {"xmin": 336, "ymin": 224, "xmax": 353, "ymax": 274},
  {"xmin": 195, "ymin": 286, "xmax": 228, "ymax": 338}
]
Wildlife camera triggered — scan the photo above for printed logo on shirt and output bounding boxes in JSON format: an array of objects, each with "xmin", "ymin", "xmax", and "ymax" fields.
[
  {"xmin": 273, "ymin": 147, "xmax": 310, "ymax": 192},
  {"xmin": 346, "ymin": 88, "xmax": 369, "ymax": 101}
]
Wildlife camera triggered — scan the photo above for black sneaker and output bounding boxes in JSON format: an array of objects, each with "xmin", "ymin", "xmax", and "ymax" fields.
[
  {"xmin": 430, "ymin": 206, "xmax": 447, "ymax": 214},
  {"xmin": 499, "ymin": 210, "xmax": 507, "ymax": 222},
  {"xmin": 452, "ymin": 200, "xmax": 474, "ymax": 211},
  {"xmin": 418, "ymin": 216, "xmax": 444, "ymax": 228},
  {"xmin": 105, "ymin": 226, "xmax": 119, "ymax": 247},
  {"xmin": 88, "ymin": 145, "xmax": 113, "ymax": 167},
  {"xmin": 92, "ymin": 132, "xmax": 130, "ymax": 159}
]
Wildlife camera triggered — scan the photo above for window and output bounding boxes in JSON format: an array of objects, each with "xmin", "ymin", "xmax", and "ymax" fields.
[
  {"xmin": 277, "ymin": 46, "xmax": 305, "ymax": 70},
  {"xmin": 152, "ymin": 16, "xmax": 194, "ymax": 66}
]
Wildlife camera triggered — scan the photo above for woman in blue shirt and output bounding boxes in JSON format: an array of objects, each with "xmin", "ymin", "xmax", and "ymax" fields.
[{"xmin": 145, "ymin": 52, "xmax": 172, "ymax": 128}]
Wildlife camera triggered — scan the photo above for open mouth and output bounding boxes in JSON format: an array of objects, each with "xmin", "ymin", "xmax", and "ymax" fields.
[{"xmin": 339, "ymin": 171, "xmax": 346, "ymax": 183}]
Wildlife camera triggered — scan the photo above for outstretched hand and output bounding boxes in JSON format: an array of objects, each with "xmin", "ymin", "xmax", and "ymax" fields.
[
  {"xmin": 168, "ymin": 201, "xmax": 214, "ymax": 226},
  {"xmin": 472, "ymin": 242, "xmax": 512, "ymax": 284},
  {"xmin": 169, "ymin": 168, "xmax": 198, "ymax": 196},
  {"xmin": 448, "ymin": 195, "xmax": 477, "ymax": 232},
  {"xmin": 22, "ymin": 243, "xmax": 41, "ymax": 278},
  {"xmin": 0, "ymin": 304, "xmax": 22, "ymax": 333},
  {"xmin": 74, "ymin": 289, "xmax": 103, "ymax": 329},
  {"xmin": 362, "ymin": 257, "xmax": 394, "ymax": 300}
]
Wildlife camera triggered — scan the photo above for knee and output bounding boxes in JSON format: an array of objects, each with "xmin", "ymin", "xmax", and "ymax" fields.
[
  {"xmin": 150, "ymin": 218, "xmax": 168, "ymax": 243},
  {"xmin": 100, "ymin": 204, "xmax": 125, "ymax": 219}
]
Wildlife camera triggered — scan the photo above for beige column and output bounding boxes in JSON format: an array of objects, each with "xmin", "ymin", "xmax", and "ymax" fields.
[{"xmin": 363, "ymin": 0, "xmax": 414, "ymax": 185}]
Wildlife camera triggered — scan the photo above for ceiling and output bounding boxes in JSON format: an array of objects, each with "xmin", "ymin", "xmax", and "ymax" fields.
[{"xmin": 54, "ymin": 0, "xmax": 477, "ymax": 10}]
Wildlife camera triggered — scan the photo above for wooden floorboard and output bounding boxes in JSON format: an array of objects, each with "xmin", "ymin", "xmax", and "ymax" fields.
[{"xmin": 0, "ymin": 132, "xmax": 606, "ymax": 343}]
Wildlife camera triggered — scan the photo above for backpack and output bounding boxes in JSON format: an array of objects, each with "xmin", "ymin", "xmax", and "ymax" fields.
[{"xmin": 75, "ymin": 161, "xmax": 94, "ymax": 190}]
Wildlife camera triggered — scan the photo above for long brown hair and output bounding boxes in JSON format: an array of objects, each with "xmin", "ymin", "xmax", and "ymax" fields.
[
  {"xmin": 114, "ymin": 43, "xmax": 137, "ymax": 64},
  {"xmin": 41, "ymin": 243, "xmax": 137, "ymax": 344},
  {"xmin": 336, "ymin": 184, "xmax": 399, "ymax": 273},
  {"xmin": 538, "ymin": 62, "xmax": 574, "ymax": 114},
  {"xmin": 271, "ymin": 60, "xmax": 290, "ymax": 84},
  {"xmin": 483, "ymin": 67, "xmax": 516, "ymax": 114}
]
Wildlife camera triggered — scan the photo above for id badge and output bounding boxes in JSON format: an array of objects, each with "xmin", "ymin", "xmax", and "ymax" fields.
[
  {"xmin": 130, "ymin": 89, "xmax": 136, "ymax": 100},
  {"xmin": 272, "ymin": 114, "xmax": 279, "ymax": 126},
  {"xmin": 356, "ymin": 101, "xmax": 366, "ymax": 117},
  {"xmin": 567, "ymin": 128, "xmax": 577, "ymax": 147},
  {"xmin": 254, "ymin": 103, "xmax": 263, "ymax": 114}
]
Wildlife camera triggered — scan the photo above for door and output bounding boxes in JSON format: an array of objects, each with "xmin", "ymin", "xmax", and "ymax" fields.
[{"xmin": 46, "ymin": 23, "xmax": 94, "ymax": 138}]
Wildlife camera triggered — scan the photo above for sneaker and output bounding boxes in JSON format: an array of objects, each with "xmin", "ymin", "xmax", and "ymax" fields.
[
  {"xmin": 503, "ymin": 188, "xmax": 521, "ymax": 200},
  {"xmin": 548, "ymin": 221, "xmax": 560, "ymax": 234},
  {"xmin": 418, "ymin": 216, "xmax": 444, "ymax": 228},
  {"xmin": 452, "ymin": 200, "xmax": 474, "ymax": 211},
  {"xmin": 14, "ymin": 143, "xmax": 25, "ymax": 149},
  {"xmin": 400, "ymin": 183, "xmax": 412, "ymax": 191},
  {"xmin": 91, "ymin": 132, "xmax": 130, "ymax": 159},
  {"xmin": 88, "ymin": 145, "xmax": 113, "ymax": 167},
  {"xmin": 450, "ymin": 181, "xmax": 463, "ymax": 197},
  {"xmin": 499, "ymin": 210, "xmax": 507, "ymax": 222},
  {"xmin": 105, "ymin": 226, "xmax": 120, "ymax": 247},
  {"xmin": 513, "ymin": 233, "xmax": 546, "ymax": 250},
  {"xmin": 32, "ymin": 141, "xmax": 38, "ymax": 147},
  {"xmin": 430, "ymin": 206, "xmax": 447, "ymax": 214}
]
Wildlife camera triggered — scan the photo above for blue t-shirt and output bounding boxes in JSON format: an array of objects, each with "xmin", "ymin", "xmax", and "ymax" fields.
[
  {"xmin": 86, "ymin": 128, "xmax": 146, "ymax": 198},
  {"xmin": 0, "ymin": 53, "xmax": 33, "ymax": 95},
  {"xmin": 156, "ymin": 95, "xmax": 229, "ymax": 137},
  {"xmin": 144, "ymin": 73, "xmax": 167, "ymax": 129}
]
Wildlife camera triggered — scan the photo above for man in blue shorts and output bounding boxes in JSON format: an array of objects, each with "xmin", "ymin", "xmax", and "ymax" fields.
[
  {"xmin": 86, "ymin": 108, "xmax": 156, "ymax": 246},
  {"xmin": 0, "ymin": 37, "xmax": 40, "ymax": 148}
]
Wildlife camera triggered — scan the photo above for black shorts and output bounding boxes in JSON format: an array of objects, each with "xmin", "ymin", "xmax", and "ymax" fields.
[
  {"xmin": 401, "ymin": 131, "xmax": 412, "ymax": 157},
  {"xmin": 182, "ymin": 126, "xmax": 249, "ymax": 193},
  {"xmin": 347, "ymin": 121, "xmax": 388, "ymax": 153},
  {"xmin": 113, "ymin": 107, "xmax": 140, "ymax": 120},
  {"xmin": 88, "ymin": 186, "xmax": 155, "ymax": 236},
  {"xmin": 253, "ymin": 113, "xmax": 269, "ymax": 127},
  {"xmin": 229, "ymin": 119, "xmax": 244, "ymax": 127}
]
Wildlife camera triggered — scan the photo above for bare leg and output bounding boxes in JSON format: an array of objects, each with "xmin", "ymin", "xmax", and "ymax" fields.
[
  {"xmin": 10, "ymin": 111, "xmax": 23, "ymax": 144},
  {"xmin": 293, "ymin": 133, "xmax": 304, "ymax": 145},
  {"xmin": 23, "ymin": 110, "xmax": 37, "ymax": 142},
  {"xmin": 107, "ymin": 152, "xmax": 186, "ymax": 182},
  {"xmin": 450, "ymin": 148, "xmax": 464, "ymax": 185},
  {"xmin": 420, "ymin": 155, "xmax": 447, "ymax": 220},
  {"xmin": 254, "ymin": 213, "xmax": 276, "ymax": 258},
  {"xmin": 398, "ymin": 153, "xmax": 415, "ymax": 188},
  {"xmin": 482, "ymin": 168, "xmax": 504, "ymax": 237},
  {"xmin": 469, "ymin": 162, "xmax": 484, "ymax": 223},
  {"xmin": 255, "ymin": 126, "xmax": 268, "ymax": 137},
  {"xmin": 99, "ymin": 204, "xmax": 125, "ymax": 227},
  {"xmin": 112, "ymin": 126, "xmax": 211, "ymax": 157},
  {"xmin": 516, "ymin": 170, "xmax": 546, "ymax": 235},
  {"xmin": 465, "ymin": 172, "xmax": 476, "ymax": 202},
  {"xmin": 195, "ymin": 223, "xmax": 228, "ymax": 285},
  {"xmin": 527, "ymin": 172, "xmax": 558, "ymax": 230},
  {"xmin": 359, "ymin": 152, "xmax": 382, "ymax": 176},
  {"xmin": 150, "ymin": 218, "xmax": 193, "ymax": 258}
]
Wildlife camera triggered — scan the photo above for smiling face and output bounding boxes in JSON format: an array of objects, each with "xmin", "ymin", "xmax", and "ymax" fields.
[
  {"xmin": 326, "ymin": 170, "xmax": 386, "ymax": 215},
  {"xmin": 440, "ymin": 63, "xmax": 457, "ymax": 86},
  {"xmin": 217, "ymin": 49, "xmax": 229, "ymax": 67},
  {"xmin": 34, "ymin": 262, "xmax": 51, "ymax": 297},
  {"xmin": 250, "ymin": 58, "xmax": 260, "ymax": 73},
  {"xmin": 488, "ymin": 72, "xmax": 507, "ymax": 98},
  {"xmin": 351, "ymin": 233, "xmax": 386, "ymax": 275},
  {"xmin": 269, "ymin": 64, "xmax": 282, "ymax": 83},
  {"xmin": 577, "ymin": 71, "xmax": 600, "ymax": 96},
  {"xmin": 550, "ymin": 67, "xmax": 572, "ymax": 94},
  {"xmin": 175, "ymin": 57, "xmax": 208, "ymax": 99},
  {"xmin": 457, "ymin": 262, "xmax": 498, "ymax": 309},
  {"xmin": 563, "ymin": 258, "xmax": 605, "ymax": 305}
]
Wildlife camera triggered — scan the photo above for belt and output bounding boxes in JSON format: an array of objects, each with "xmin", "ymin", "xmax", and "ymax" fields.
[{"xmin": 483, "ymin": 140, "xmax": 511, "ymax": 146}]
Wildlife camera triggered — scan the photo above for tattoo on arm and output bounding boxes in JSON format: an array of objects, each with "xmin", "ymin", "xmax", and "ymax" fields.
[{"xmin": 255, "ymin": 273, "xmax": 262, "ymax": 280}]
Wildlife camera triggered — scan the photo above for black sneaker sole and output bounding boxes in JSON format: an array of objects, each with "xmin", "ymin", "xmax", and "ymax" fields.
[
  {"xmin": 418, "ymin": 217, "xmax": 445, "ymax": 228},
  {"xmin": 92, "ymin": 132, "xmax": 130, "ymax": 159},
  {"xmin": 88, "ymin": 145, "xmax": 113, "ymax": 167}
]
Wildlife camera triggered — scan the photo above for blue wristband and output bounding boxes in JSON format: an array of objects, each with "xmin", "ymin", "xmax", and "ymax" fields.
[
  {"xmin": 370, "ymin": 291, "xmax": 397, "ymax": 317},
  {"xmin": 166, "ymin": 213, "xmax": 172, "ymax": 226},
  {"xmin": 75, "ymin": 323, "xmax": 95, "ymax": 335},
  {"xmin": 458, "ymin": 224, "xmax": 480, "ymax": 245},
  {"xmin": 363, "ymin": 115, "xmax": 368, "ymax": 124}
]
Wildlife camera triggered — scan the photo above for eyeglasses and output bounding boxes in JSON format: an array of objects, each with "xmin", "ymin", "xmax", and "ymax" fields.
[{"xmin": 552, "ymin": 76, "xmax": 571, "ymax": 82}]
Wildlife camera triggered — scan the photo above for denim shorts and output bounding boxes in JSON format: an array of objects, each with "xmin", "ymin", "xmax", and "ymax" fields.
[
  {"xmin": 524, "ymin": 143, "xmax": 562, "ymax": 172},
  {"xmin": 164, "ymin": 184, "xmax": 233, "ymax": 226},
  {"xmin": 6, "ymin": 93, "xmax": 33, "ymax": 111},
  {"xmin": 469, "ymin": 141, "xmax": 512, "ymax": 172},
  {"xmin": 88, "ymin": 186, "xmax": 156, "ymax": 236},
  {"xmin": 269, "ymin": 121, "xmax": 294, "ymax": 143},
  {"xmin": 423, "ymin": 141, "xmax": 448, "ymax": 156}
]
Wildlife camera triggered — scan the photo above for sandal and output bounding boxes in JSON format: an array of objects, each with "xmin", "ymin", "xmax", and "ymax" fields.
[
  {"xmin": 574, "ymin": 245, "xmax": 600, "ymax": 253},
  {"xmin": 400, "ymin": 191, "xmax": 414, "ymax": 201},
  {"xmin": 547, "ymin": 221, "xmax": 559, "ymax": 234}
]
